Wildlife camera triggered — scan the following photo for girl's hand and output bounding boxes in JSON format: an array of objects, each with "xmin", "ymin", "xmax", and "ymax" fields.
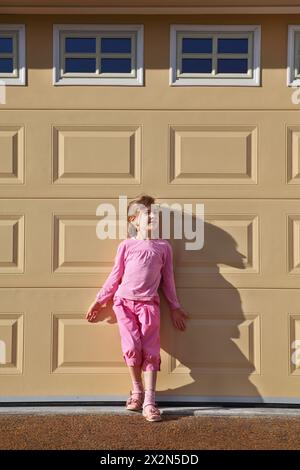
[
  {"xmin": 85, "ymin": 300, "xmax": 107, "ymax": 322},
  {"xmin": 170, "ymin": 308, "xmax": 189, "ymax": 331}
]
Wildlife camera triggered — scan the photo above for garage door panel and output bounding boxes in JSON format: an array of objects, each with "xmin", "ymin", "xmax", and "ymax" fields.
[
  {"xmin": 0, "ymin": 13, "xmax": 298, "ymax": 114},
  {"xmin": 1, "ymin": 288, "xmax": 300, "ymax": 400},
  {"xmin": 168, "ymin": 124, "xmax": 258, "ymax": 185},
  {"xmin": 52, "ymin": 124, "xmax": 142, "ymax": 186},
  {"xmin": 0, "ymin": 198, "xmax": 300, "ymax": 289},
  {"xmin": 1, "ymin": 110, "xmax": 300, "ymax": 199}
]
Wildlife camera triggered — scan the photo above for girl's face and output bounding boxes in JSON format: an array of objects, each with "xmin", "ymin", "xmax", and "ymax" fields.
[{"xmin": 129, "ymin": 204, "xmax": 160, "ymax": 237}]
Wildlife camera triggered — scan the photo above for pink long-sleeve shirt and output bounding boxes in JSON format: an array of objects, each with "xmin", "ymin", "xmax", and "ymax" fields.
[{"xmin": 95, "ymin": 236, "xmax": 181, "ymax": 311}]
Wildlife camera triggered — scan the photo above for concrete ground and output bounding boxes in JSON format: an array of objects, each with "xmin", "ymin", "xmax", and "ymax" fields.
[{"xmin": 0, "ymin": 405, "xmax": 300, "ymax": 450}]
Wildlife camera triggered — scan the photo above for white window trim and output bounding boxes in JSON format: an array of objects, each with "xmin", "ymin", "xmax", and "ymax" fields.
[
  {"xmin": 287, "ymin": 25, "xmax": 300, "ymax": 86},
  {"xmin": 170, "ymin": 24, "xmax": 261, "ymax": 86},
  {"xmin": 0, "ymin": 24, "xmax": 25, "ymax": 85},
  {"xmin": 53, "ymin": 24, "xmax": 144, "ymax": 86}
]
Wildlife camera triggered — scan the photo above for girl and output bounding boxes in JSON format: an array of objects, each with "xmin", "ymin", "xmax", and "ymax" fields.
[{"xmin": 86, "ymin": 194, "xmax": 189, "ymax": 422}]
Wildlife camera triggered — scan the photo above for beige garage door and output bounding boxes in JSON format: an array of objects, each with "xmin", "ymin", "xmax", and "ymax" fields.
[
  {"xmin": 1, "ymin": 14, "xmax": 300, "ymax": 403},
  {"xmin": 0, "ymin": 109, "xmax": 300, "ymax": 403}
]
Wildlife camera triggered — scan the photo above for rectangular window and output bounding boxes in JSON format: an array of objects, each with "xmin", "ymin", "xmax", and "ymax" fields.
[
  {"xmin": 170, "ymin": 25, "xmax": 261, "ymax": 86},
  {"xmin": 53, "ymin": 24, "xmax": 144, "ymax": 85},
  {"xmin": 0, "ymin": 24, "xmax": 25, "ymax": 85},
  {"xmin": 287, "ymin": 25, "xmax": 300, "ymax": 86}
]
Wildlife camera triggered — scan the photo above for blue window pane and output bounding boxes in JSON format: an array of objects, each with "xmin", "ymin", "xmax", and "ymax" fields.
[
  {"xmin": 217, "ymin": 58, "xmax": 248, "ymax": 73},
  {"xmin": 182, "ymin": 58, "xmax": 212, "ymax": 73},
  {"xmin": 217, "ymin": 38, "xmax": 248, "ymax": 54},
  {"xmin": 101, "ymin": 58, "xmax": 131, "ymax": 73},
  {"xmin": 101, "ymin": 37, "xmax": 131, "ymax": 53},
  {"xmin": 0, "ymin": 58, "xmax": 13, "ymax": 73},
  {"xmin": 65, "ymin": 37, "xmax": 96, "ymax": 53},
  {"xmin": 65, "ymin": 57, "xmax": 96, "ymax": 73},
  {"xmin": 182, "ymin": 37, "xmax": 212, "ymax": 53},
  {"xmin": 0, "ymin": 37, "xmax": 13, "ymax": 53}
]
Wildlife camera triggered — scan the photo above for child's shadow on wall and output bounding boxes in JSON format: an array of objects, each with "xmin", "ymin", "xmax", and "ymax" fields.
[{"xmin": 158, "ymin": 211, "xmax": 262, "ymax": 403}]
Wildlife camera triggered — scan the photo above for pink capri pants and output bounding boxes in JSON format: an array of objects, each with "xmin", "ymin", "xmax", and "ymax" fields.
[{"xmin": 112, "ymin": 295, "xmax": 161, "ymax": 372}]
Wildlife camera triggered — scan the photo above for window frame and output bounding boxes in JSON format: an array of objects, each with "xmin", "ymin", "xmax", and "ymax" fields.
[
  {"xmin": 170, "ymin": 24, "xmax": 261, "ymax": 86},
  {"xmin": 53, "ymin": 24, "xmax": 144, "ymax": 86},
  {"xmin": 0, "ymin": 24, "xmax": 25, "ymax": 85},
  {"xmin": 287, "ymin": 25, "xmax": 300, "ymax": 86}
]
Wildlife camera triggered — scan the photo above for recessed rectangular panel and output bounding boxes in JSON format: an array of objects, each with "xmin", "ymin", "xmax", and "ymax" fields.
[
  {"xmin": 51, "ymin": 313, "xmax": 125, "ymax": 373},
  {"xmin": 52, "ymin": 125, "xmax": 141, "ymax": 184},
  {"xmin": 0, "ymin": 314, "xmax": 23, "ymax": 374},
  {"xmin": 287, "ymin": 126, "xmax": 300, "ymax": 184},
  {"xmin": 0, "ymin": 215, "xmax": 24, "ymax": 273},
  {"xmin": 169, "ymin": 314, "xmax": 261, "ymax": 375},
  {"xmin": 287, "ymin": 215, "xmax": 300, "ymax": 274},
  {"xmin": 0, "ymin": 126, "xmax": 24, "ymax": 184},
  {"xmin": 169, "ymin": 125, "xmax": 257, "ymax": 184},
  {"xmin": 53, "ymin": 214, "xmax": 126, "ymax": 273}
]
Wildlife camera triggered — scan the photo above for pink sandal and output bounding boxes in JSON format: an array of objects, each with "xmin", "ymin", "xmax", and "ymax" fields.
[
  {"xmin": 126, "ymin": 390, "xmax": 144, "ymax": 411},
  {"xmin": 142, "ymin": 403, "xmax": 162, "ymax": 422}
]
